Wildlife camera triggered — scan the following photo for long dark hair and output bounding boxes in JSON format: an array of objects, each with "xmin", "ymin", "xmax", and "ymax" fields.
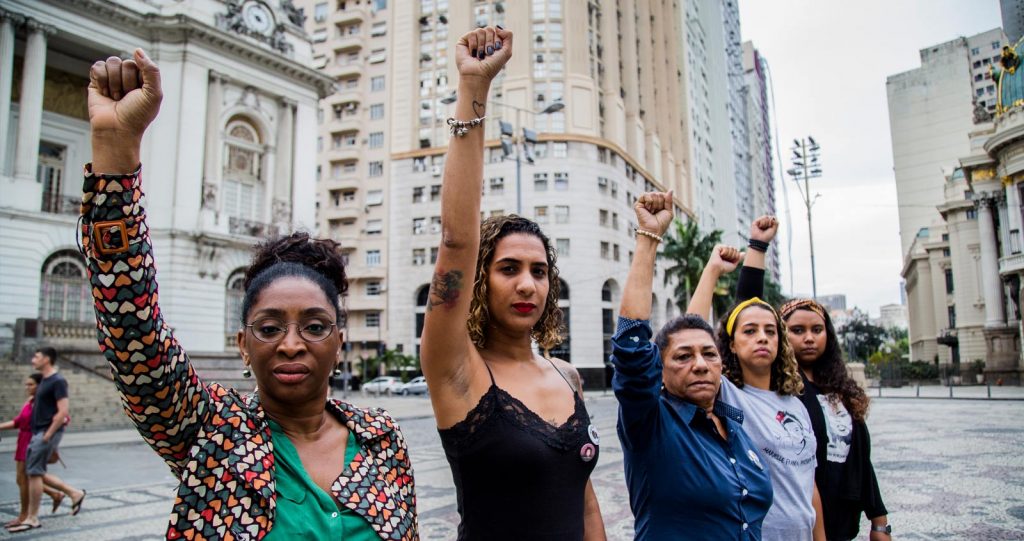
[
  {"xmin": 717, "ymin": 303, "xmax": 803, "ymax": 396},
  {"xmin": 782, "ymin": 301, "xmax": 869, "ymax": 421},
  {"xmin": 241, "ymin": 232, "xmax": 348, "ymax": 324},
  {"xmin": 468, "ymin": 215, "xmax": 564, "ymax": 351}
]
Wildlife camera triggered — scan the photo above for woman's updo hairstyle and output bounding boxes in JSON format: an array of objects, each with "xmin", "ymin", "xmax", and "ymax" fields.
[{"xmin": 240, "ymin": 232, "xmax": 348, "ymax": 324}]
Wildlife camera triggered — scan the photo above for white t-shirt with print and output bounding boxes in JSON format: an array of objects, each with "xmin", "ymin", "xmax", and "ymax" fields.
[{"xmin": 719, "ymin": 377, "xmax": 817, "ymax": 541}]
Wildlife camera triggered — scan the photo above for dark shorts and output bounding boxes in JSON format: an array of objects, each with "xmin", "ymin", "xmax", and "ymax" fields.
[{"xmin": 24, "ymin": 431, "xmax": 62, "ymax": 476}]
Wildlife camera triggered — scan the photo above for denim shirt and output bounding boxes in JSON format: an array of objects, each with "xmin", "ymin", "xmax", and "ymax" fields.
[{"xmin": 611, "ymin": 317, "xmax": 773, "ymax": 541}]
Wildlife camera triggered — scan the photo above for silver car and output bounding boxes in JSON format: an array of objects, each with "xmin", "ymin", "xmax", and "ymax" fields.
[
  {"xmin": 399, "ymin": 376, "xmax": 429, "ymax": 396},
  {"xmin": 362, "ymin": 376, "xmax": 403, "ymax": 395}
]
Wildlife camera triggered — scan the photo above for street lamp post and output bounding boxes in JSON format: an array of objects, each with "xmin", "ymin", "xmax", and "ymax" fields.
[
  {"xmin": 441, "ymin": 93, "xmax": 564, "ymax": 215},
  {"xmin": 787, "ymin": 136, "xmax": 822, "ymax": 299}
]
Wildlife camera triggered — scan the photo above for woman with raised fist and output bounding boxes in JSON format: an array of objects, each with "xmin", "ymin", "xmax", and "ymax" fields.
[
  {"xmin": 610, "ymin": 192, "xmax": 773, "ymax": 540},
  {"xmin": 420, "ymin": 26, "xmax": 606, "ymax": 541},
  {"xmin": 82, "ymin": 49, "xmax": 416, "ymax": 540}
]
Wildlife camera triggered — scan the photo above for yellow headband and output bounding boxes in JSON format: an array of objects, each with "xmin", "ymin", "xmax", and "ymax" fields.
[{"xmin": 725, "ymin": 297, "xmax": 776, "ymax": 336}]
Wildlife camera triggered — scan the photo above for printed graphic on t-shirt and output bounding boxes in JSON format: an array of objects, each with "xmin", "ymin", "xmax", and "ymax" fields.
[
  {"xmin": 816, "ymin": 394, "xmax": 852, "ymax": 463},
  {"xmin": 761, "ymin": 410, "xmax": 816, "ymax": 467}
]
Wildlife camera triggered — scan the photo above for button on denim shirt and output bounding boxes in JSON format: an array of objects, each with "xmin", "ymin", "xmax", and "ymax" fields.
[{"xmin": 611, "ymin": 318, "xmax": 773, "ymax": 541}]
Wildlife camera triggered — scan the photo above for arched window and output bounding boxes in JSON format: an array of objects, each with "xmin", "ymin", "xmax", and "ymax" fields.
[
  {"xmin": 222, "ymin": 117, "xmax": 265, "ymax": 221},
  {"xmin": 39, "ymin": 251, "xmax": 90, "ymax": 322},
  {"xmin": 549, "ymin": 279, "xmax": 571, "ymax": 362},
  {"xmin": 600, "ymin": 279, "xmax": 619, "ymax": 363},
  {"xmin": 415, "ymin": 284, "xmax": 430, "ymax": 341},
  {"xmin": 225, "ymin": 270, "xmax": 246, "ymax": 339}
]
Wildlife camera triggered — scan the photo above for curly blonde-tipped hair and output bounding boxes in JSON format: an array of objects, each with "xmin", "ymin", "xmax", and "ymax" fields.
[
  {"xmin": 718, "ymin": 303, "xmax": 804, "ymax": 396},
  {"xmin": 467, "ymin": 215, "xmax": 565, "ymax": 352}
]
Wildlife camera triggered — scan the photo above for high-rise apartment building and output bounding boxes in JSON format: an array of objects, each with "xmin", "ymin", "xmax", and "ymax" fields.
[
  {"xmin": 742, "ymin": 41, "xmax": 780, "ymax": 283},
  {"xmin": 302, "ymin": 0, "xmax": 393, "ymax": 364},
  {"xmin": 684, "ymin": 0, "xmax": 739, "ymax": 244},
  {"xmin": 302, "ymin": 0, "xmax": 696, "ymax": 386}
]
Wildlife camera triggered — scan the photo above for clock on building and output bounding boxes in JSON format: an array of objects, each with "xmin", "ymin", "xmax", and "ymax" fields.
[{"xmin": 242, "ymin": 1, "xmax": 276, "ymax": 36}]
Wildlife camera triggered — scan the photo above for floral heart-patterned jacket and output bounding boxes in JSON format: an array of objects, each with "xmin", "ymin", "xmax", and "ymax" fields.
[{"xmin": 79, "ymin": 167, "xmax": 417, "ymax": 540}]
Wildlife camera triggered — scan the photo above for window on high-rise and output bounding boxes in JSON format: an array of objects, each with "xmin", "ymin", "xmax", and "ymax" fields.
[
  {"xmin": 556, "ymin": 238, "xmax": 569, "ymax": 257},
  {"xmin": 945, "ymin": 269, "xmax": 954, "ymax": 294},
  {"xmin": 371, "ymin": 76, "xmax": 386, "ymax": 91},
  {"xmin": 534, "ymin": 172, "xmax": 549, "ymax": 191},
  {"xmin": 535, "ymin": 206, "xmax": 549, "ymax": 223},
  {"xmin": 370, "ymin": 104, "xmax": 384, "ymax": 119},
  {"xmin": 554, "ymin": 205, "xmax": 570, "ymax": 223},
  {"xmin": 369, "ymin": 132, "xmax": 384, "ymax": 148},
  {"xmin": 369, "ymin": 161, "xmax": 384, "ymax": 177},
  {"xmin": 552, "ymin": 142, "xmax": 567, "ymax": 158},
  {"xmin": 366, "ymin": 250, "xmax": 381, "ymax": 266},
  {"xmin": 314, "ymin": 2, "xmax": 328, "ymax": 22}
]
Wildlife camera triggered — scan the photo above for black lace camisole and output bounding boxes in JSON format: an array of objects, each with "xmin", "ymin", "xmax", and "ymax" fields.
[{"xmin": 437, "ymin": 359, "xmax": 601, "ymax": 541}]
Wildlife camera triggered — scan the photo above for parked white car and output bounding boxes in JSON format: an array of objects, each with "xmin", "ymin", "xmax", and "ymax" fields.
[
  {"xmin": 399, "ymin": 376, "xmax": 429, "ymax": 396},
  {"xmin": 362, "ymin": 376, "xmax": 404, "ymax": 395}
]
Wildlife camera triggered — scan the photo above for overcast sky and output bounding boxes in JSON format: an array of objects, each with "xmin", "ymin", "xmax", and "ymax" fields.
[{"xmin": 737, "ymin": 0, "xmax": 1004, "ymax": 317}]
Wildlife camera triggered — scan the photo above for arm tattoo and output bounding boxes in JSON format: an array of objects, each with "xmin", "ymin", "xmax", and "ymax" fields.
[
  {"xmin": 428, "ymin": 270, "xmax": 464, "ymax": 312},
  {"xmin": 472, "ymin": 100, "xmax": 486, "ymax": 118}
]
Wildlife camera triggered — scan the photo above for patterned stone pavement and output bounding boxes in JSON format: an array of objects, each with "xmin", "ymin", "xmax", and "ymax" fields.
[{"xmin": 0, "ymin": 393, "xmax": 1022, "ymax": 540}]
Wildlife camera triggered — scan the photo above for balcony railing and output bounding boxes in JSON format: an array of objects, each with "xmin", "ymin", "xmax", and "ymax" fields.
[
  {"xmin": 41, "ymin": 319, "xmax": 96, "ymax": 342},
  {"xmin": 999, "ymin": 252, "xmax": 1024, "ymax": 275},
  {"xmin": 42, "ymin": 194, "xmax": 82, "ymax": 216},
  {"xmin": 229, "ymin": 217, "xmax": 281, "ymax": 238}
]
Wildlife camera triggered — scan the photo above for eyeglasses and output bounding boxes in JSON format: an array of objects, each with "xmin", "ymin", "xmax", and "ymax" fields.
[{"xmin": 245, "ymin": 318, "xmax": 338, "ymax": 343}]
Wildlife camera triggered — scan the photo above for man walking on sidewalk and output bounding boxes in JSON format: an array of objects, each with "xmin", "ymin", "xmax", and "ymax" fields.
[{"xmin": 7, "ymin": 347, "xmax": 86, "ymax": 533}]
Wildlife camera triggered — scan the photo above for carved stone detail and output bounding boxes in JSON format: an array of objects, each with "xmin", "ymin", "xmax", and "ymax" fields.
[
  {"xmin": 202, "ymin": 182, "xmax": 218, "ymax": 209},
  {"xmin": 272, "ymin": 198, "xmax": 291, "ymax": 225}
]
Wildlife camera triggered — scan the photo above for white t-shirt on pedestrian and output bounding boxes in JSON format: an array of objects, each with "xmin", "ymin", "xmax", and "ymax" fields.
[{"xmin": 719, "ymin": 377, "xmax": 817, "ymax": 541}]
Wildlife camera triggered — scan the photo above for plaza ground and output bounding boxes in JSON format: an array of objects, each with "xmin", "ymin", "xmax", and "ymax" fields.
[{"xmin": 1, "ymin": 391, "xmax": 1022, "ymax": 540}]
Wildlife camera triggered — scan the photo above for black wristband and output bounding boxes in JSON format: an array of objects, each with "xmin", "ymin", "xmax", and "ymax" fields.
[{"xmin": 748, "ymin": 239, "xmax": 770, "ymax": 253}]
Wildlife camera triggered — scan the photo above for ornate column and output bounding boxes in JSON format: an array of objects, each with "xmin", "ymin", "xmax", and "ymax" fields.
[
  {"xmin": 0, "ymin": 9, "xmax": 24, "ymax": 175},
  {"xmin": 13, "ymin": 19, "xmax": 55, "ymax": 184},
  {"xmin": 977, "ymin": 194, "xmax": 1007, "ymax": 327},
  {"xmin": 272, "ymin": 97, "xmax": 295, "ymax": 228}
]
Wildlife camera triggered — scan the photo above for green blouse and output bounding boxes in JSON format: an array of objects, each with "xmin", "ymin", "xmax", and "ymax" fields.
[{"xmin": 265, "ymin": 419, "xmax": 379, "ymax": 541}]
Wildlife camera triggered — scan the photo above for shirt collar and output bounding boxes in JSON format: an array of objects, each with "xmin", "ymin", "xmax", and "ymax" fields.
[{"xmin": 661, "ymin": 389, "xmax": 745, "ymax": 425}]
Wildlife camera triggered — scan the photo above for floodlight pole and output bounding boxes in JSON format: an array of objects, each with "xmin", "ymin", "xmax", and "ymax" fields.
[{"xmin": 788, "ymin": 136, "xmax": 822, "ymax": 300}]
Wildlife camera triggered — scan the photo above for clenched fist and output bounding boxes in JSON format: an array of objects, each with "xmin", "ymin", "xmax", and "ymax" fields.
[
  {"xmin": 634, "ymin": 191, "xmax": 674, "ymax": 237},
  {"xmin": 708, "ymin": 244, "xmax": 743, "ymax": 275},
  {"xmin": 88, "ymin": 49, "xmax": 162, "ymax": 143},
  {"xmin": 456, "ymin": 26, "xmax": 513, "ymax": 84},
  {"xmin": 749, "ymin": 215, "xmax": 778, "ymax": 244}
]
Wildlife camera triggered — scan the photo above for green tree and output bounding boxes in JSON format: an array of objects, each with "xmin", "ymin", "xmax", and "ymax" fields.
[
  {"xmin": 837, "ymin": 309, "xmax": 888, "ymax": 362},
  {"xmin": 359, "ymin": 348, "xmax": 420, "ymax": 382},
  {"xmin": 659, "ymin": 219, "xmax": 722, "ymax": 313}
]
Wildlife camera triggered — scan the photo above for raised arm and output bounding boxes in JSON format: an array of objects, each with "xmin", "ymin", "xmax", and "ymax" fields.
[
  {"xmin": 420, "ymin": 28, "xmax": 512, "ymax": 403},
  {"xmin": 82, "ymin": 50, "xmax": 210, "ymax": 474},
  {"xmin": 736, "ymin": 215, "xmax": 777, "ymax": 301},
  {"xmin": 611, "ymin": 192, "xmax": 674, "ymax": 447},
  {"xmin": 685, "ymin": 245, "xmax": 743, "ymax": 321}
]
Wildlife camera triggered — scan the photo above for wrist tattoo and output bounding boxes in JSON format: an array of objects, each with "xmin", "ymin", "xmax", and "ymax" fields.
[
  {"xmin": 428, "ymin": 270, "xmax": 464, "ymax": 311},
  {"xmin": 472, "ymin": 100, "xmax": 486, "ymax": 118}
]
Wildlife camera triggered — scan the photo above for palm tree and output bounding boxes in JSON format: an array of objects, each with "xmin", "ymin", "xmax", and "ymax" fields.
[{"xmin": 659, "ymin": 219, "xmax": 722, "ymax": 314}]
